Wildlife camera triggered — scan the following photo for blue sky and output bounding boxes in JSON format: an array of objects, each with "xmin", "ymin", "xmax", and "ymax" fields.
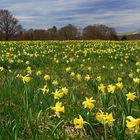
[{"xmin": 0, "ymin": 0, "xmax": 140, "ymax": 32}]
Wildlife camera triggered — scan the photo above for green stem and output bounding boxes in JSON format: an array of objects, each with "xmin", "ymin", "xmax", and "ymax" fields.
[
  {"xmin": 104, "ymin": 123, "xmax": 107, "ymax": 140},
  {"xmin": 85, "ymin": 122, "xmax": 98, "ymax": 140}
]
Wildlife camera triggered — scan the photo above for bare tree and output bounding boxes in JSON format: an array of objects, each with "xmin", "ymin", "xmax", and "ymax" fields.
[
  {"xmin": 0, "ymin": 9, "xmax": 22, "ymax": 40},
  {"xmin": 47, "ymin": 26, "xmax": 57, "ymax": 40},
  {"xmin": 82, "ymin": 24, "xmax": 118, "ymax": 40},
  {"xmin": 57, "ymin": 24, "xmax": 78, "ymax": 40}
]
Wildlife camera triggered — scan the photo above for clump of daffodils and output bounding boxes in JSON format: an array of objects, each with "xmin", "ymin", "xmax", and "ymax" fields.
[
  {"xmin": 96, "ymin": 111, "xmax": 115, "ymax": 126},
  {"xmin": 53, "ymin": 87, "xmax": 68, "ymax": 99}
]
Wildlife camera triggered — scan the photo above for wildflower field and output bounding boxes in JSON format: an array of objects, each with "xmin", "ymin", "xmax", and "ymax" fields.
[{"xmin": 0, "ymin": 40, "xmax": 140, "ymax": 140}]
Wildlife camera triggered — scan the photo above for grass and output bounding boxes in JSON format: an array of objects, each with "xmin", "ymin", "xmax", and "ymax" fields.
[{"xmin": 0, "ymin": 40, "xmax": 140, "ymax": 140}]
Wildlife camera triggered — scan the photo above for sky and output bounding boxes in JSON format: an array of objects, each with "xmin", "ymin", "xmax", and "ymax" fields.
[{"xmin": 0, "ymin": 0, "xmax": 140, "ymax": 32}]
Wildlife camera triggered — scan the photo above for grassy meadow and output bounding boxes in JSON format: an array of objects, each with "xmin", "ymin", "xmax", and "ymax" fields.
[{"xmin": 0, "ymin": 40, "xmax": 140, "ymax": 140}]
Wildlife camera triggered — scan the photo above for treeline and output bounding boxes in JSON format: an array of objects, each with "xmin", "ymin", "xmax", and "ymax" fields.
[
  {"xmin": 121, "ymin": 34, "xmax": 140, "ymax": 40},
  {"xmin": 15, "ymin": 24, "xmax": 118, "ymax": 41}
]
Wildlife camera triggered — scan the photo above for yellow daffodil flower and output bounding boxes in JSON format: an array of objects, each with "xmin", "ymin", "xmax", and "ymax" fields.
[
  {"xmin": 40, "ymin": 85, "xmax": 49, "ymax": 94},
  {"xmin": 51, "ymin": 102, "xmax": 65, "ymax": 118},
  {"xmin": 82, "ymin": 97, "xmax": 95, "ymax": 110},
  {"xmin": 44, "ymin": 74, "xmax": 51, "ymax": 81},
  {"xmin": 126, "ymin": 116, "xmax": 140, "ymax": 133},
  {"xmin": 98, "ymin": 84, "xmax": 106, "ymax": 93},
  {"xmin": 107, "ymin": 84, "xmax": 116, "ymax": 93},
  {"xmin": 126, "ymin": 92, "xmax": 137, "ymax": 101},
  {"xmin": 84, "ymin": 74, "xmax": 91, "ymax": 81},
  {"xmin": 96, "ymin": 76, "xmax": 101, "ymax": 82},
  {"xmin": 22, "ymin": 74, "xmax": 31, "ymax": 84},
  {"xmin": 133, "ymin": 77, "xmax": 140, "ymax": 84},
  {"xmin": 116, "ymin": 82, "xmax": 123, "ymax": 90},
  {"xmin": 73, "ymin": 115, "xmax": 86, "ymax": 129}
]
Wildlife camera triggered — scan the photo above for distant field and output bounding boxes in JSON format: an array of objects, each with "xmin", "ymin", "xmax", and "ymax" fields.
[{"xmin": 0, "ymin": 40, "xmax": 140, "ymax": 140}]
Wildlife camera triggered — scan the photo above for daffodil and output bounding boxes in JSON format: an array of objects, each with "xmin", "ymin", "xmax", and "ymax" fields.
[
  {"xmin": 110, "ymin": 66, "xmax": 114, "ymax": 69},
  {"xmin": 73, "ymin": 115, "xmax": 86, "ymax": 128},
  {"xmin": 117, "ymin": 77, "xmax": 122, "ymax": 82},
  {"xmin": 76, "ymin": 74, "xmax": 82, "ymax": 81},
  {"xmin": 87, "ymin": 67, "xmax": 91, "ymax": 71},
  {"xmin": 70, "ymin": 72, "xmax": 75, "ymax": 77},
  {"xmin": 107, "ymin": 84, "xmax": 116, "ymax": 93},
  {"xmin": 66, "ymin": 67, "xmax": 71, "ymax": 73},
  {"xmin": 40, "ymin": 85, "xmax": 49, "ymax": 94},
  {"xmin": 44, "ymin": 74, "xmax": 50, "ymax": 81},
  {"xmin": 8, "ymin": 59, "xmax": 14, "ymax": 63},
  {"xmin": 136, "ymin": 61, "xmax": 140, "ymax": 66},
  {"xmin": 61, "ymin": 87, "xmax": 68, "ymax": 95},
  {"xmin": 53, "ymin": 90, "xmax": 64, "ymax": 99},
  {"xmin": 82, "ymin": 97, "xmax": 95, "ymax": 110},
  {"xmin": 96, "ymin": 76, "xmax": 101, "ymax": 82},
  {"xmin": 0, "ymin": 66, "xmax": 4, "ymax": 72},
  {"xmin": 133, "ymin": 77, "xmax": 140, "ymax": 84},
  {"xmin": 26, "ymin": 66, "xmax": 32, "ymax": 74},
  {"xmin": 26, "ymin": 61, "xmax": 30, "ymax": 65},
  {"xmin": 84, "ymin": 74, "xmax": 90, "ymax": 81},
  {"xmin": 116, "ymin": 82, "xmax": 123, "ymax": 90},
  {"xmin": 36, "ymin": 70, "xmax": 42, "ymax": 76},
  {"xmin": 51, "ymin": 102, "xmax": 65, "ymax": 118},
  {"xmin": 126, "ymin": 116, "xmax": 140, "ymax": 133},
  {"xmin": 126, "ymin": 92, "xmax": 137, "ymax": 101},
  {"xmin": 96, "ymin": 111, "xmax": 105, "ymax": 123},
  {"xmin": 105, "ymin": 113, "xmax": 115, "ymax": 126},
  {"xmin": 22, "ymin": 74, "xmax": 31, "ymax": 84},
  {"xmin": 52, "ymin": 80, "xmax": 58, "ymax": 86},
  {"xmin": 16, "ymin": 74, "xmax": 22, "ymax": 79},
  {"xmin": 98, "ymin": 84, "xmax": 106, "ymax": 93},
  {"xmin": 96, "ymin": 111, "xmax": 115, "ymax": 126},
  {"xmin": 128, "ymin": 73, "xmax": 133, "ymax": 78}
]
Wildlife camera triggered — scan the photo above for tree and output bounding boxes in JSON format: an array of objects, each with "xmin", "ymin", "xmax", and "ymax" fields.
[
  {"xmin": 0, "ymin": 9, "xmax": 22, "ymax": 40},
  {"xmin": 57, "ymin": 24, "xmax": 78, "ymax": 40},
  {"xmin": 82, "ymin": 24, "xmax": 118, "ymax": 40},
  {"xmin": 47, "ymin": 26, "xmax": 57, "ymax": 40},
  {"xmin": 121, "ymin": 35, "xmax": 127, "ymax": 40},
  {"xmin": 82, "ymin": 25, "xmax": 100, "ymax": 40},
  {"xmin": 33, "ymin": 29, "xmax": 48, "ymax": 40}
]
